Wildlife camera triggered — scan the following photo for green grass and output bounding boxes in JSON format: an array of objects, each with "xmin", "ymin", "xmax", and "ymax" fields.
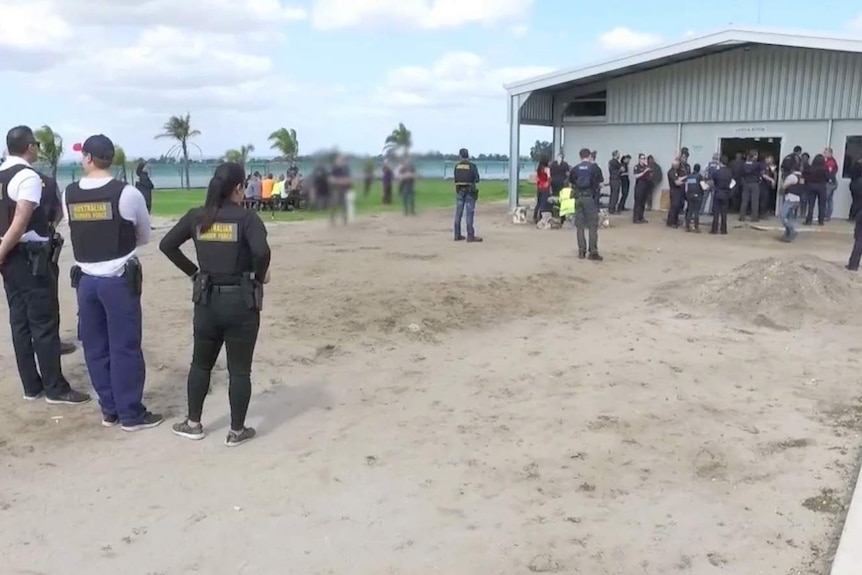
[{"xmin": 150, "ymin": 179, "xmax": 515, "ymax": 219}]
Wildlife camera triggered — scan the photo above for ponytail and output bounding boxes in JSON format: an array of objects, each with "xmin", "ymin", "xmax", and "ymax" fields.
[{"xmin": 196, "ymin": 162, "xmax": 246, "ymax": 233}]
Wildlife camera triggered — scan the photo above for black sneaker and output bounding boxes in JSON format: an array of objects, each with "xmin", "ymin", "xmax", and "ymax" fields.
[
  {"xmin": 588, "ymin": 253, "xmax": 604, "ymax": 262},
  {"xmin": 60, "ymin": 341, "xmax": 77, "ymax": 355},
  {"xmin": 847, "ymin": 265, "xmax": 859, "ymax": 272},
  {"xmin": 225, "ymin": 427, "xmax": 256, "ymax": 447},
  {"xmin": 23, "ymin": 390, "xmax": 45, "ymax": 401},
  {"xmin": 121, "ymin": 412, "xmax": 164, "ymax": 432},
  {"xmin": 454, "ymin": 236, "xmax": 465, "ymax": 241},
  {"xmin": 466, "ymin": 236, "xmax": 483, "ymax": 243},
  {"xmin": 578, "ymin": 251, "xmax": 586, "ymax": 259},
  {"xmin": 102, "ymin": 414, "xmax": 119, "ymax": 428},
  {"xmin": 45, "ymin": 389, "xmax": 92, "ymax": 405},
  {"xmin": 172, "ymin": 420, "xmax": 205, "ymax": 441}
]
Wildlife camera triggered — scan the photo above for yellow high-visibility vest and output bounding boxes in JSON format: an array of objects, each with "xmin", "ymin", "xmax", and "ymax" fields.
[{"xmin": 559, "ymin": 187, "xmax": 575, "ymax": 217}]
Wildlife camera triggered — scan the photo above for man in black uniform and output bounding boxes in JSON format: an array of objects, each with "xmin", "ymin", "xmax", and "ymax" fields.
[
  {"xmin": 0, "ymin": 126, "xmax": 89, "ymax": 404},
  {"xmin": 781, "ymin": 145, "xmax": 803, "ymax": 181},
  {"xmin": 632, "ymin": 154, "xmax": 652, "ymax": 224},
  {"xmin": 608, "ymin": 150, "xmax": 622, "ymax": 214},
  {"xmin": 847, "ymin": 208, "xmax": 862, "ymax": 271},
  {"xmin": 453, "ymin": 148, "xmax": 482, "ymax": 243},
  {"xmin": 666, "ymin": 158, "xmax": 687, "ymax": 228},
  {"xmin": 739, "ymin": 150, "xmax": 763, "ymax": 222},
  {"xmin": 38, "ymin": 172, "xmax": 76, "ymax": 355},
  {"xmin": 549, "ymin": 153, "xmax": 569, "ymax": 197},
  {"xmin": 160, "ymin": 162, "xmax": 271, "ymax": 447},
  {"xmin": 683, "ymin": 163, "xmax": 705, "ymax": 233},
  {"xmin": 710, "ymin": 156, "xmax": 734, "ymax": 235},
  {"xmin": 570, "ymin": 148, "xmax": 603, "ymax": 261}
]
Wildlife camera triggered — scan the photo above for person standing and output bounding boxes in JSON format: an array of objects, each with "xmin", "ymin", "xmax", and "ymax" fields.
[
  {"xmin": 0, "ymin": 126, "xmax": 90, "ymax": 404},
  {"xmin": 549, "ymin": 153, "xmax": 570, "ymax": 197},
  {"xmin": 135, "ymin": 160, "xmax": 155, "ymax": 214},
  {"xmin": 453, "ymin": 148, "xmax": 482, "ymax": 243},
  {"xmin": 850, "ymin": 157, "xmax": 862, "ymax": 220},
  {"xmin": 632, "ymin": 154, "xmax": 652, "ymax": 224},
  {"xmin": 618, "ymin": 154, "xmax": 631, "ymax": 212},
  {"xmin": 363, "ymin": 160, "xmax": 374, "ymax": 197},
  {"xmin": 381, "ymin": 160, "xmax": 394, "ymax": 205},
  {"xmin": 780, "ymin": 170, "xmax": 803, "ymax": 242},
  {"xmin": 532, "ymin": 158, "xmax": 551, "ymax": 224},
  {"xmin": 847, "ymin": 208, "xmax": 862, "ymax": 272},
  {"xmin": 781, "ymin": 146, "xmax": 803, "ymax": 181},
  {"xmin": 65, "ymin": 135, "xmax": 160, "ymax": 430},
  {"xmin": 160, "ymin": 162, "xmax": 270, "ymax": 446},
  {"xmin": 38, "ymin": 172, "xmax": 77, "ymax": 356},
  {"xmin": 683, "ymin": 164, "xmax": 705, "ymax": 233},
  {"xmin": 666, "ymin": 158, "xmax": 687, "ymax": 228},
  {"xmin": 702, "ymin": 153, "xmax": 722, "ymax": 216},
  {"xmin": 803, "ymin": 154, "xmax": 829, "ymax": 226},
  {"xmin": 399, "ymin": 158, "xmax": 417, "ymax": 216},
  {"xmin": 329, "ymin": 155, "xmax": 352, "ymax": 224},
  {"xmin": 824, "ymin": 148, "xmax": 839, "ymax": 222},
  {"xmin": 570, "ymin": 148, "xmax": 603, "ymax": 261},
  {"xmin": 710, "ymin": 155, "xmax": 734, "ymax": 235},
  {"xmin": 739, "ymin": 151, "xmax": 763, "ymax": 222},
  {"xmin": 760, "ymin": 156, "xmax": 777, "ymax": 218},
  {"xmin": 608, "ymin": 150, "xmax": 622, "ymax": 214}
]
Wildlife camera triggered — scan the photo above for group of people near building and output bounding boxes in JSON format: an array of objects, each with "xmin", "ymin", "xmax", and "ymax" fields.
[{"xmin": 0, "ymin": 126, "xmax": 270, "ymax": 446}]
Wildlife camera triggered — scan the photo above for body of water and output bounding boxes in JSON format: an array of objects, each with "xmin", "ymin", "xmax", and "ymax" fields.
[{"xmin": 51, "ymin": 159, "xmax": 535, "ymax": 190}]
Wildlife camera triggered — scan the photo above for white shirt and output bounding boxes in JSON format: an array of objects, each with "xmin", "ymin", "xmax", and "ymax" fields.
[
  {"xmin": 61, "ymin": 177, "xmax": 151, "ymax": 277},
  {"xmin": 0, "ymin": 156, "xmax": 49, "ymax": 243}
]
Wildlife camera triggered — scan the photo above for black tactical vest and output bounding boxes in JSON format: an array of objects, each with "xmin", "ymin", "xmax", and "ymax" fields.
[
  {"xmin": 0, "ymin": 164, "xmax": 50, "ymax": 239},
  {"xmin": 38, "ymin": 173, "xmax": 62, "ymax": 225},
  {"xmin": 193, "ymin": 207, "xmax": 249, "ymax": 282},
  {"xmin": 453, "ymin": 161, "xmax": 475, "ymax": 186},
  {"xmin": 65, "ymin": 179, "xmax": 137, "ymax": 263}
]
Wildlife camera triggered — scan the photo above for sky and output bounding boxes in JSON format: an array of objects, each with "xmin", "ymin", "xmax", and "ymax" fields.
[{"xmin": 0, "ymin": 0, "xmax": 860, "ymax": 159}]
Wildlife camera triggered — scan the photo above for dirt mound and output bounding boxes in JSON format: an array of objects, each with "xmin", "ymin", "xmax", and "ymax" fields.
[{"xmin": 649, "ymin": 254, "xmax": 861, "ymax": 329}]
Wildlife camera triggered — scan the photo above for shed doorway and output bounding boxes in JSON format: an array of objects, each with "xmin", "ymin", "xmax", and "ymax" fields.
[{"xmin": 719, "ymin": 137, "xmax": 782, "ymax": 215}]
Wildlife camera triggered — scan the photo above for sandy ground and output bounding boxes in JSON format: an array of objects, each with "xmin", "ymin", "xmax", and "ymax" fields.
[{"xmin": 2, "ymin": 203, "xmax": 862, "ymax": 575}]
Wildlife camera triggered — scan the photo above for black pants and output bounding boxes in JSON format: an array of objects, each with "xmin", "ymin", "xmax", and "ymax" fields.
[
  {"xmin": 550, "ymin": 181, "xmax": 564, "ymax": 197},
  {"xmin": 849, "ymin": 217, "xmax": 862, "ymax": 270},
  {"xmin": 1, "ymin": 248, "xmax": 70, "ymax": 398},
  {"xmin": 187, "ymin": 288, "xmax": 260, "ymax": 431},
  {"xmin": 711, "ymin": 195, "xmax": 729, "ymax": 234},
  {"xmin": 533, "ymin": 189, "xmax": 550, "ymax": 222},
  {"xmin": 608, "ymin": 180, "xmax": 621, "ymax": 213},
  {"xmin": 574, "ymin": 195, "xmax": 599, "ymax": 255},
  {"xmin": 805, "ymin": 183, "xmax": 828, "ymax": 225},
  {"xmin": 382, "ymin": 183, "xmax": 392, "ymax": 205},
  {"xmin": 685, "ymin": 193, "xmax": 702, "ymax": 230},
  {"xmin": 618, "ymin": 178, "xmax": 630, "ymax": 211},
  {"xmin": 850, "ymin": 184, "xmax": 862, "ymax": 220},
  {"xmin": 740, "ymin": 182, "xmax": 761, "ymax": 220},
  {"xmin": 667, "ymin": 187, "xmax": 684, "ymax": 227},
  {"xmin": 633, "ymin": 183, "xmax": 649, "ymax": 222}
]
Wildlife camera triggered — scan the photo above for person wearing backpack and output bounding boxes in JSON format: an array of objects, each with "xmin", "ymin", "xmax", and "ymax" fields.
[
  {"xmin": 683, "ymin": 164, "xmax": 706, "ymax": 233},
  {"xmin": 569, "ymin": 148, "xmax": 603, "ymax": 261}
]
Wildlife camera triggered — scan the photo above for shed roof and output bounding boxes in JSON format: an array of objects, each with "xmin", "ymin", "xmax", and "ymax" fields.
[{"xmin": 504, "ymin": 28, "xmax": 862, "ymax": 96}]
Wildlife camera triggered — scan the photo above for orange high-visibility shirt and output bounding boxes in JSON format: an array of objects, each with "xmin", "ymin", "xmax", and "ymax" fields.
[{"xmin": 262, "ymin": 178, "xmax": 274, "ymax": 199}]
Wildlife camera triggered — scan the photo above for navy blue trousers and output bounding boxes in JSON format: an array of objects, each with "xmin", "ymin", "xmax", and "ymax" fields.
[{"xmin": 77, "ymin": 274, "xmax": 147, "ymax": 425}]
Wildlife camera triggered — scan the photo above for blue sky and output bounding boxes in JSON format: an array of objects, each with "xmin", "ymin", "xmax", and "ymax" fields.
[{"xmin": 0, "ymin": 0, "xmax": 859, "ymax": 159}]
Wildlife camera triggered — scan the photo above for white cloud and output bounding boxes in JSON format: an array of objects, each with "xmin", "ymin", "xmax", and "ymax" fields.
[
  {"xmin": 849, "ymin": 13, "xmax": 862, "ymax": 31},
  {"xmin": 310, "ymin": 0, "xmax": 533, "ymax": 31},
  {"xmin": 51, "ymin": 0, "xmax": 306, "ymax": 33},
  {"xmin": 376, "ymin": 52, "xmax": 552, "ymax": 108},
  {"xmin": 0, "ymin": 0, "xmax": 74, "ymax": 71},
  {"xmin": 598, "ymin": 27, "xmax": 662, "ymax": 52}
]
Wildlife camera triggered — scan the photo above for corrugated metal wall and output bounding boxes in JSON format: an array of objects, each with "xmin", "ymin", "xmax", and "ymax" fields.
[
  {"xmin": 607, "ymin": 45, "xmax": 862, "ymax": 124},
  {"xmin": 519, "ymin": 92, "xmax": 554, "ymax": 125}
]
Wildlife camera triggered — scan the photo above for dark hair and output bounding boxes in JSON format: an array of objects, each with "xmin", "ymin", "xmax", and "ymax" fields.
[
  {"xmin": 793, "ymin": 146, "xmax": 802, "ymax": 154},
  {"xmin": 6, "ymin": 125, "xmax": 35, "ymax": 155},
  {"xmin": 199, "ymin": 162, "xmax": 245, "ymax": 233},
  {"xmin": 135, "ymin": 160, "xmax": 146, "ymax": 177},
  {"xmin": 812, "ymin": 154, "xmax": 826, "ymax": 167},
  {"xmin": 578, "ymin": 148, "xmax": 591, "ymax": 159},
  {"xmin": 536, "ymin": 157, "xmax": 549, "ymax": 172},
  {"xmin": 459, "ymin": 148, "xmax": 469, "ymax": 159},
  {"xmin": 693, "ymin": 163, "xmax": 702, "ymax": 172},
  {"xmin": 720, "ymin": 155, "xmax": 729, "ymax": 164}
]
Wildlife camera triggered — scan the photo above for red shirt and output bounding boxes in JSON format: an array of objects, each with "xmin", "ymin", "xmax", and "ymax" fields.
[
  {"xmin": 826, "ymin": 157, "xmax": 838, "ymax": 175},
  {"xmin": 536, "ymin": 169, "xmax": 550, "ymax": 190}
]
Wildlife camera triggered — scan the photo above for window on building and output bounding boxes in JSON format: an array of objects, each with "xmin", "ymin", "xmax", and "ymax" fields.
[
  {"xmin": 563, "ymin": 100, "xmax": 607, "ymax": 117},
  {"xmin": 844, "ymin": 136, "xmax": 862, "ymax": 179}
]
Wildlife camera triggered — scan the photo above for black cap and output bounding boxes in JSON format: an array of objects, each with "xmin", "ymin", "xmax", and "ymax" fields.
[
  {"xmin": 74, "ymin": 134, "xmax": 115, "ymax": 162},
  {"xmin": 459, "ymin": 148, "xmax": 469, "ymax": 159}
]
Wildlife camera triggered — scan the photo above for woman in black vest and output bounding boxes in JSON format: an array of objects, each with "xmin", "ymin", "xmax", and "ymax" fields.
[{"xmin": 159, "ymin": 162, "xmax": 271, "ymax": 447}]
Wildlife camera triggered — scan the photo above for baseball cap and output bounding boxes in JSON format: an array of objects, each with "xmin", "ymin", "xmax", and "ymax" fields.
[{"xmin": 72, "ymin": 134, "xmax": 115, "ymax": 162}]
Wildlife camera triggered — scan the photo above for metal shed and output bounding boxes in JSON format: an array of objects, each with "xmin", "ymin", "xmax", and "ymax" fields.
[{"xmin": 504, "ymin": 28, "xmax": 862, "ymax": 217}]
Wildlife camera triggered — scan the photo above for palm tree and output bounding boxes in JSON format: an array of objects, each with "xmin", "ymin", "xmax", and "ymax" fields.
[
  {"xmin": 268, "ymin": 128, "xmax": 298, "ymax": 161},
  {"xmin": 112, "ymin": 146, "xmax": 128, "ymax": 182},
  {"xmin": 155, "ymin": 113, "xmax": 201, "ymax": 189},
  {"xmin": 383, "ymin": 123, "xmax": 412, "ymax": 158},
  {"xmin": 224, "ymin": 149, "xmax": 243, "ymax": 163},
  {"xmin": 34, "ymin": 125, "xmax": 63, "ymax": 179}
]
